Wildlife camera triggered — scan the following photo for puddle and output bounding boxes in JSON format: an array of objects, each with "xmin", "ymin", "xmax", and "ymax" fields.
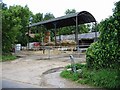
[
  {"xmin": 42, "ymin": 67, "xmax": 64, "ymax": 75},
  {"xmin": 36, "ymin": 58, "xmax": 51, "ymax": 60}
]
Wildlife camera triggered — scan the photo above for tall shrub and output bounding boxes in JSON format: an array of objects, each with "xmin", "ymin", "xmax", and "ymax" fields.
[{"xmin": 86, "ymin": 1, "xmax": 120, "ymax": 70}]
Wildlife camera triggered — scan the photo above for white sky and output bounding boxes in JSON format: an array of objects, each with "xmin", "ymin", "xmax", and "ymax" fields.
[{"xmin": 3, "ymin": 0, "xmax": 119, "ymax": 22}]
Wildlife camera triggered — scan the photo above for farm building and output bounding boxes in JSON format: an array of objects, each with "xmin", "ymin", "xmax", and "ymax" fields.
[{"xmin": 56, "ymin": 32, "xmax": 99, "ymax": 47}]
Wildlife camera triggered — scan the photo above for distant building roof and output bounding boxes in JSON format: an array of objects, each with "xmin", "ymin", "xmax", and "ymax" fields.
[
  {"xmin": 79, "ymin": 32, "xmax": 99, "ymax": 39},
  {"xmin": 56, "ymin": 32, "xmax": 99, "ymax": 41}
]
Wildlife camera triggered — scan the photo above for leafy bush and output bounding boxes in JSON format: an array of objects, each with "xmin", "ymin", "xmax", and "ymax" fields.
[{"xmin": 86, "ymin": 42, "xmax": 101, "ymax": 69}]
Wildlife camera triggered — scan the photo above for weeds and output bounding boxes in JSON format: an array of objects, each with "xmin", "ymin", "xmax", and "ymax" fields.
[{"xmin": 1, "ymin": 55, "xmax": 17, "ymax": 62}]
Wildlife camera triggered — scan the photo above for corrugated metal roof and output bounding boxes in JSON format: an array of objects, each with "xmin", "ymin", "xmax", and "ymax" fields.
[{"xmin": 29, "ymin": 11, "xmax": 96, "ymax": 29}]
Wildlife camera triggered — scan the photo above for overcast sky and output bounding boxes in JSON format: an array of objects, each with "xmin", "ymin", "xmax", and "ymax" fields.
[{"xmin": 3, "ymin": 0, "xmax": 119, "ymax": 22}]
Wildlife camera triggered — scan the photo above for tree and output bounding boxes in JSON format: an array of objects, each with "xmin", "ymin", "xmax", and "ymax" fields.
[
  {"xmin": 2, "ymin": 4, "xmax": 21, "ymax": 54},
  {"xmin": 78, "ymin": 24, "xmax": 90, "ymax": 33},
  {"xmin": 14, "ymin": 5, "xmax": 32, "ymax": 46},
  {"xmin": 44, "ymin": 13, "xmax": 55, "ymax": 20},
  {"xmin": 30, "ymin": 13, "xmax": 43, "ymax": 34},
  {"xmin": 2, "ymin": 4, "xmax": 32, "ymax": 54},
  {"xmin": 33, "ymin": 13, "xmax": 43, "ymax": 23},
  {"xmin": 65, "ymin": 9, "xmax": 76, "ymax": 15}
]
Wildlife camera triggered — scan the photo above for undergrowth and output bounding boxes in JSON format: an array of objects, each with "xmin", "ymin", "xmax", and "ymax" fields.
[{"xmin": 60, "ymin": 63, "xmax": 120, "ymax": 89}]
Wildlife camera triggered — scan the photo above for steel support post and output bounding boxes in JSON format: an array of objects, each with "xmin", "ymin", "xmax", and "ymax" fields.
[
  {"xmin": 53, "ymin": 23, "xmax": 57, "ymax": 46},
  {"xmin": 75, "ymin": 16, "xmax": 79, "ymax": 52}
]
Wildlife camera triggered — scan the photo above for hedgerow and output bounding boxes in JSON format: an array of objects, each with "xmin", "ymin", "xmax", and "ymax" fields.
[{"xmin": 86, "ymin": 2, "xmax": 120, "ymax": 70}]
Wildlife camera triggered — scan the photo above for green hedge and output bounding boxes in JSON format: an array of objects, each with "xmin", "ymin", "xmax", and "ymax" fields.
[
  {"xmin": 86, "ymin": 1, "xmax": 120, "ymax": 70},
  {"xmin": 85, "ymin": 1, "xmax": 120, "ymax": 88},
  {"xmin": 86, "ymin": 18, "xmax": 120, "ymax": 70},
  {"xmin": 86, "ymin": 42, "xmax": 120, "ymax": 70}
]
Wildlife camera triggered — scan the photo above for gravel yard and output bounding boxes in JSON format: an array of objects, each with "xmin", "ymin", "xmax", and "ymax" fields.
[{"xmin": 1, "ymin": 50, "xmax": 92, "ymax": 88}]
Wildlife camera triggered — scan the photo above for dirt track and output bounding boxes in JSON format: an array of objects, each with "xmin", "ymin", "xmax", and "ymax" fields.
[{"xmin": 2, "ymin": 50, "xmax": 92, "ymax": 88}]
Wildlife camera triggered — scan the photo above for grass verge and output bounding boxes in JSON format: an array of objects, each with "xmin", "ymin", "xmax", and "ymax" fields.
[
  {"xmin": 60, "ymin": 63, "xmax": 120, "ymax": 89},
  {"xmin": 0, "ymin": 55, "xmax": 17, "ymax": 62}
]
